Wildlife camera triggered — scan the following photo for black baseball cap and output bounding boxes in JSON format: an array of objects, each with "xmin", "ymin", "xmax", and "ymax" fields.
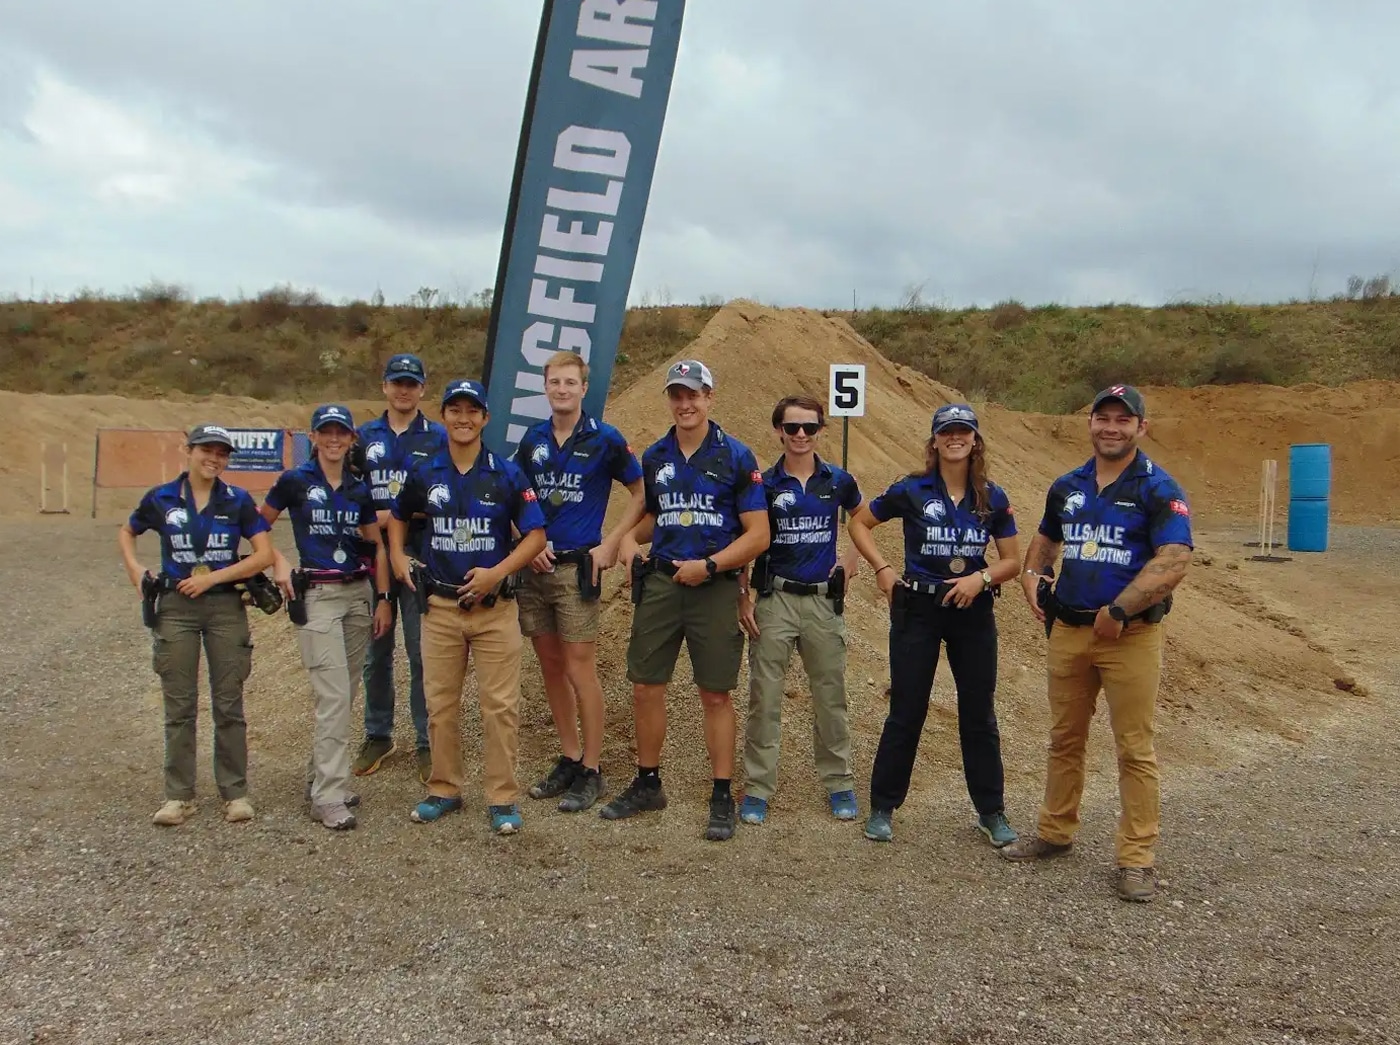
[
  {"xmin": 1090, "ymin": 384, "xmax": 1146, "ymax": 418},
  {"xmin": 187, "ymin": 424, "xmax": 234, "ymax": 449},
  {"xmin": 441, "ymin": 378, "xmax": 489, "ymax": 411}
]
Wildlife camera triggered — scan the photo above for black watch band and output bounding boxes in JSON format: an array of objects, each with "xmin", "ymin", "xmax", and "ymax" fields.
[
  {"xmin": 1108, "ymin": 603, "xmax": 1130, "ymax": 623},
  {"xmin": 704, "ymin": 557, "xmax": 717, "ymax": 578},
  {"xmin": 375, "ymin": 591, "xmax": 392, "ymax": 604}
]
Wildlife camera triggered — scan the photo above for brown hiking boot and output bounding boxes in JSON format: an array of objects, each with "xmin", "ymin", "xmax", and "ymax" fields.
[
  {"xmin": 999, "ymin": 835, "xmax": 1073, "ymax": 862},
  {"xmin": 1117, "ymin": 866, "xmax": 1157, "ymax": 903}
]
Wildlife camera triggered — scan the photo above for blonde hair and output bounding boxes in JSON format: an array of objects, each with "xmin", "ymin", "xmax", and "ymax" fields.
[{"xmin": 543, "ymin": 351, "xmax": 588, "ymax": 383}]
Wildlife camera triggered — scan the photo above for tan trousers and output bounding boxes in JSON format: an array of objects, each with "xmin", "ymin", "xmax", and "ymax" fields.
[
  {"xmin": 420, "ymin": 594, "xmax": 523, "ymax": 805},
  {"xmin": 295, "ymin": 580, "xmax": 372, "ymax": 807},
  {"xmin": 1038, "ymin": 620, "xmax": 1164, "ymax": 868},
  {"xmin": 744, "ymin": 589, "xmax": 854, "ymax": 799}
]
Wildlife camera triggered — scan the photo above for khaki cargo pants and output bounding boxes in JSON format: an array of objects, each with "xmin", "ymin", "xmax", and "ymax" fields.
[
  {"xmin": 420, "ymin": 594, "xmax": 523, "ymax": 806},
  {"xmin": 295, "ymin": 579, "xmax": 372, "ymax": 807},
  {"xmin": 152, "ymin": 590, "xmax": 254, "ymax": 801},
  {"xmin": 1037, "ymin": 620, "xmax": 1164, "ymax": 868},
  {"xmin": 744, "ymin": 589, "xmax": 854, "ymax": 800}
]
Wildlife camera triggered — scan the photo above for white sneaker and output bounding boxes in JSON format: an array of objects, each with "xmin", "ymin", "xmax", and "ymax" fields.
[
  {"xmin": 152, "ymin": 800, "xmax": 197, "ymax": 826},
  {"xmin": 224, "ymin": 797, "xmax": 255, "ymax": 823}
]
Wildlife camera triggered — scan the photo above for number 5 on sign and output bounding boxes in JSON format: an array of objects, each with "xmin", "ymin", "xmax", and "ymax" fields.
[{"xmin": 829, "ymin": 364, "xmax": 866, "ymax": 417}]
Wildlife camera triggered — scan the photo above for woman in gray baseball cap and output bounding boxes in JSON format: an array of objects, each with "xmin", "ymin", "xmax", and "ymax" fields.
[{"xmin": 118, "ymin": 423, "xmax": 277, "ymax": 827}]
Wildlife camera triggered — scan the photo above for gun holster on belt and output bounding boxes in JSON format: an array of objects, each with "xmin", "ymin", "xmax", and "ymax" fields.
[
  {"xmin": 287, "ymin": 569, "xmax": 312, "ymax": 626},
  {"xmin": 238, "ymin": 557, "xmax": 285, "ymax": 616},
  {"xmin": 140, "ymin": 571, "xmax": 160, "ymax": 628},
  {"xmin": 577, "ymin": 551, "xmax": 601, "ymax": 602},
  {"xmin": 1141, "ymin": 594, "xmax": 1172, "ymax": 624},
  {"xmin": 828, "ymin": 565, "xmax": 846, "ymax": 616},
  {"xmin": 750, "ymin": 553, "xmax": 774, "ymax": 599},
  {"xmin": 889, "ymin": 581, "xmax": 909, "ymax": 632},
  {"xmin": 629, "ymin": 554, "xmax": 646, "ymax": 607},
  {"xmin": 1036, "ymin": 574, "xmax": 1055, "ymax": 638},
  {"xmin": 409, "ymin": 562, "xmax": 430, "ymax": 615}
]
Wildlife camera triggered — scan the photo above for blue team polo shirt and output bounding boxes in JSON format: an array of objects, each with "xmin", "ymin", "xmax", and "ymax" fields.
[
  {"xmin": 644, "ymin": 421, "xmax": 767, "ymax": 563},
  {"xmin": 762, "ymin": 455, "xmax": 862, "ymax": 584},
  {"xmin": 264, "ymin": 459, "xmax": 378, "ymax": 573},
  {"xmin": 1038, "ymin": 451, "xmax": 1194, "ymax": 610},
  {"xmin": 357, "ymin": 411, "xmax": 447, "ymax": 554},
  {"xmin": 392, "ymin": 448, "xmax": 546, "ymax": 582},
  {"xmin": 868, "ymin": 472, "xmax": 1017, "ymax": 584},
  {"xmin": 128, "ymin": 474, "xmax": 270, "ymax": 579},
  {"xmin": 512, "ymin": 411, "xmax": 643, "ymax": 552}
]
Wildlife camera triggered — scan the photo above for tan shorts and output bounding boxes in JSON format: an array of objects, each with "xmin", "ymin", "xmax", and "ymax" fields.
[{"xmin": 516, "ymin": 566, "xmax": 600, "ymax": 643}]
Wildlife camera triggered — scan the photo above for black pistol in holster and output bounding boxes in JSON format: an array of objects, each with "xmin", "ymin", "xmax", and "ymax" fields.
[
  {"xmin": 140, "ymin": 571, "xmax": 160, "ymax": 628},
  {"xmin": 1035, "ymin": 570, "xmax": 1055, "ymax": 639},
  {"xmin": 409, "ymin": 561, "xmax": 430, "ymax": 615},
  {"xmin": 287, "ymin": 569, "xmax": 312, "ymax": 626},
  {"xmin": 750, "ymin": 552, "xmax": 774, "ymax": 599},
  {"xmin": 629, "ymin": 554, "xmax": 647, "ymax": 607},
  {"xmin": 828, "ymin": 565, "xmax": 846, "ymax": 616},
  {"xmin": 577, "ymin": 551, "xmax": 602, "ymax": 602},
  {"xmin": 238, "ymin": 559, "xmax": 284, "ymax": 616}
]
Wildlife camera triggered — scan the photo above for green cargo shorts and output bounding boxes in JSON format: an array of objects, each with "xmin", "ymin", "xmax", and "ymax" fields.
[{"xmin": 626, "ymin": 571, "xmax": 745, "ymax": 693}]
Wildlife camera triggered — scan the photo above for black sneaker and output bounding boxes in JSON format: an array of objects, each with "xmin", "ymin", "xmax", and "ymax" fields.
[
  {"xmin": 705, "ymin": 794, "xmax": 737, "ymax": 841},
  {"xmin": 558, "ymin": 768, "xmax": 605, "ymax": 813},
  {"xmin": 528, "ymin": 755, "xmax": 581, "ymax": 800},
  {"xmin": 598, "ymin": 776, "xmax": 668, "ymax": 820}
]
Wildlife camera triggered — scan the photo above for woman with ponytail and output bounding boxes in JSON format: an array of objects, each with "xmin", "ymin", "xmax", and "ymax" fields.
[{"xmin": 847, "ymin": 403, "xmax": 1022, "ymax": 846}]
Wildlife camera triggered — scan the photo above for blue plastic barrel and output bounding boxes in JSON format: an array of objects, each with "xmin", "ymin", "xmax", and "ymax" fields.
[
  {"xmin": 1287, "ymin": 497, "xmax": 1329, "ymax": 552},
  {"xmin": 1288, "ymin": 443, "xmax": 1332, "ymax": 500}
]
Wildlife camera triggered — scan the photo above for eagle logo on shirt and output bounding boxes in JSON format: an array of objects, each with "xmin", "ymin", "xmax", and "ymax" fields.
[
  {"xmin": 922, "ymin": 499, "xmax": 946, "ymax": 520},
  {"xmin": 1063, "ymin": 491, "xmax": 1087, "ymax": 516},
  {"xmin": 306, "ymin": 486, "xmax": 328, "ymax": 504},
  {"xmin": 426, "ymin": 484, "xmax": 451, "ymax": 508},
  {"xmin": 365, "ymin": 442, "xmax": 387, "ymax": 463},
  {"xmin": 164, "ymin": 507, "xmax": 189, "ymax": 528},
  {"xmin": 530, "ymin": 443, "xmax": 550, "ymax": 466},
  {"xmin": 655, "ymin": 462, "xmax": 676, "ymax": 487},
  {"xmin": 773, "ymin": 491, "xmax": 797, "ymax": 511}
]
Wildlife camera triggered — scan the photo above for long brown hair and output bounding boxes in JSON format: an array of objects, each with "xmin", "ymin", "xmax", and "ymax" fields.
[{"xmin": 923, "ymin": 433, "xmax": 991, "ymax": 518}]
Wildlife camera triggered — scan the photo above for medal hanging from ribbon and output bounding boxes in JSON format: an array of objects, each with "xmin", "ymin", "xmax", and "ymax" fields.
[{"xmin": 182, "ymin": 477, "xmax": 215, "ymax": 576}]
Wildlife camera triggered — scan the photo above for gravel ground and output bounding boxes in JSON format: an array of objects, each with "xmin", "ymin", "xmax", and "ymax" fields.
[{"xmin": 1, "ymin": 519, "xmax": 1397, "ymax": 1045}]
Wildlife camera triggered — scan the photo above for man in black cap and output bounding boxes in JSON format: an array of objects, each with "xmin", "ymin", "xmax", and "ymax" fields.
[{"xmin": 1003, "ymin": 385, "xmax": 1193, "ymax": 903}]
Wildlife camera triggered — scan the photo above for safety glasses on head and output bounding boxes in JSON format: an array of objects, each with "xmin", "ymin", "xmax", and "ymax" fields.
[{"xmin": 780, "ymin": 421, "xmax": 822, "ymax": 436}]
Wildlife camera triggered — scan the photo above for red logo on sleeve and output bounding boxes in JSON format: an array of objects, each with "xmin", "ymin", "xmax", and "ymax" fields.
[
  {"xmin": 750, "ymin": 470, "xmax": 762, "ymax": 484},
  {"xmin": 1169, "ymin": 499, "xmax": 1189, "ymax": 516},
  {"xmin": 522, "ymin": 488, "xmax": 537, "ymax": 502}
]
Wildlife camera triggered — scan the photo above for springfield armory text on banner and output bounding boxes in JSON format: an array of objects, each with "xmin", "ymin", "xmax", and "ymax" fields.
[{"xmin": 480, "ymin": 0, "xmax": 687, "ymax": 456}]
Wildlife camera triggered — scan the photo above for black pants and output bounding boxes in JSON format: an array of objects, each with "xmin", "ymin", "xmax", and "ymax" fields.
[{"xmin": 869, "ymin": 586, "xmax": 1005, "ymax": 815}]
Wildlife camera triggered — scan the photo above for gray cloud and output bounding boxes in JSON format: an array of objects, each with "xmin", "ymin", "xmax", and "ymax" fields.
[{"xmin": 2, "ymin": 0, "xmax": 1399, "ymax": 306}]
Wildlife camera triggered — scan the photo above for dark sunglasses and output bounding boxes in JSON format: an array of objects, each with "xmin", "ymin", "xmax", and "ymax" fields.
[{"xmin": 780, "ymin": 422, "xmax": 822, "ymax": 436}]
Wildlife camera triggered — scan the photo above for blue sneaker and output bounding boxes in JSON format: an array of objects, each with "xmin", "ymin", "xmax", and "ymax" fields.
[
  {"xmin": 410, "ymin": 795, "xmax": 463, "ymax": 823},
  {"xmin": 738, "ymin": 795, "xmax": 768, "ymax": 825},
  {"xmin": 490, "ymin": 804, "xmax": 523, "ymax": 835},
  {"xmin": 829, "ymin": 790, "xmax": 859, "ymax": 821},
  {"xmin": 863, "ymin": 809, "xmax": 894, "ymax": 842},
  {"xmin": 977, "ymin": 810, "xmax": 1018, "ymax": 848}
]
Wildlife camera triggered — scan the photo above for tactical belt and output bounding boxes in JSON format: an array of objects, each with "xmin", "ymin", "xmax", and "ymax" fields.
[
  {"xmin": 771, "ymin": 575, "xmax": 830, "ymax": 597},
  {"xmin": 650, "ymin": 558, "xmax": 742, "ymax": 583},
  {"xmin": 155, "ymin": 574, "xmax": 239, "ymax": 595},
  {"xmin": 1052, "ymin": 605, "xmax": 1100, "ymax": 627},
  {"xmin": 421, "ymin": 574, "xmax": 510, "ymax": 607},
  {"xmin": 303, "ymin": 569, "xmax": 371, "ymax": 587},
  {"xmin": 551, "ymin": 549, "xmax": 590, "ymax": 567},
  {"xmin": 902, "ymin": 578, "xmax": 956, "ymax": 600}
]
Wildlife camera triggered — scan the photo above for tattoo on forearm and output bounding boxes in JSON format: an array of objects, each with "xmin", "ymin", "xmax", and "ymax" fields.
[
  {"xmin": 1024, "ymin": 536, "xmax": 1059, "ymax": 573},
  {"xmin": 1115, "ymin": 544, "xmax": 1191, "ymax": 612}
]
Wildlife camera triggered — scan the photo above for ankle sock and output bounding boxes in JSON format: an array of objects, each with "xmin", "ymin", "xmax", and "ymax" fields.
[{"xmin": 712, "ymin": 778, "xmax": 732, "ymax": 800}]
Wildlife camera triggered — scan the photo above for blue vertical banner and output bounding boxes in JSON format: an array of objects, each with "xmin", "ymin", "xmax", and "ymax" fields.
[{"xmin": 481, "ymin": 0, "xmax": 687, "ymax": 455}]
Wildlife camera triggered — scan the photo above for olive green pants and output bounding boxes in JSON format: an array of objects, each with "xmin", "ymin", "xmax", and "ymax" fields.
[{"xmin": 152, "ymin": 590, "xmax": 254, "ymax": 801}]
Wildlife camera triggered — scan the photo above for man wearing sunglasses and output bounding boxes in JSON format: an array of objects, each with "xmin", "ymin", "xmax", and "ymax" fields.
[
  {"xmin": 738, "ymin": 396, "xmax": 863, "ymax": 826},
  {"xmin": 354, "ymin": 353, "xmax": 447, "ymax": 782}
]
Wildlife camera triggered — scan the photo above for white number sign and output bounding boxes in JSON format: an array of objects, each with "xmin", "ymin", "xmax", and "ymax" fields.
[{"xmin": 828, "ymin": 364, "xmax": 866, "ymax": 418}]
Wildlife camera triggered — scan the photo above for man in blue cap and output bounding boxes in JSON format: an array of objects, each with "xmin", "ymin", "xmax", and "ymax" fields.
[
  {"xmin": 1003, "ymin": 384, "xmax": 1193, "ymax": 903},
  {"xmin": 355, "ymin": 353, "xmax": 447, "ymax": 781},
  {"xmin": 388, "ymin": 379, "xmax": 547, "ymax": 835}
]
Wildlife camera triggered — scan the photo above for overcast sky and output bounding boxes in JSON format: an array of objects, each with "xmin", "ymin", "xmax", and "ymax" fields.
[{"xmin": 2, "ymin": 0, "xmax": 1397, "ymax": 308}]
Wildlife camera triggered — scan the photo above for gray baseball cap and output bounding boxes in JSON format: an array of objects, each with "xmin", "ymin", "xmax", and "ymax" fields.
[
  {"xmin": 664, "ymin": 359, "xmax": 714, "ymax": 391},
  {"xmin": 187, "ymin": 424, "xmax": 234, "ymax": 449}
]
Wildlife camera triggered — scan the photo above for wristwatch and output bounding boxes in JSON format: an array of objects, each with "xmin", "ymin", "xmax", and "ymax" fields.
[
  {"xmin": 1108, "ymin": 603, "xmax": 1130, "ymax": 624},
  {"xmin": 375, "ymin": 591, "xmax": 392, "ymax": 604},
  {"xmin": 704, "ymin": 557, "xmax": 717, "ymax": 579},
  {"xmin": 980, "ymin": 570, "xmax": 992, "ymax": 591}
]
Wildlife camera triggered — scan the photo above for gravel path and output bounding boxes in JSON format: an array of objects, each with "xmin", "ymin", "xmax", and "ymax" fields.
[{"xmin": 1, "ymin": 519, "xmax": 1397, "ymax": 1045}]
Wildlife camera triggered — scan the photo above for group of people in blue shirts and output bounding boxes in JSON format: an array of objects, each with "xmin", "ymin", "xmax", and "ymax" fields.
[{"xmin": 119, "ymin": 351, "xmax": 1193, "ymax": 903}]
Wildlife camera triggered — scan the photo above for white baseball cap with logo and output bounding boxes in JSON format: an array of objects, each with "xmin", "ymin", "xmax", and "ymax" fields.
[{"xmin": 664, "ymin": 359, "xmax": 714, "ymax": 391}]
